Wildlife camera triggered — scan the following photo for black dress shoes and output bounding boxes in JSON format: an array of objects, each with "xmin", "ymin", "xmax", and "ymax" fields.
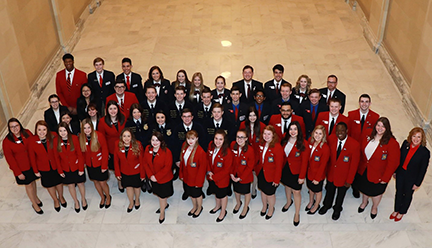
[
  {"xmin": 37, "ymin": 201, "xmax": 43, "ymax": 207},
  {"xmin": 239, "ymin": 207, "xmax": 250, "ymax": 219},
  {"xmin": 332, "ymin": 211, "xmax": 341, "ymax": 220},
  {"xmin": 371, "ymin": 212, "xmax": 377, "ymax": 219},
  {"xmin": 100, "ymin": 195, "xmax": 106, "ymax": 209},
  {"xmin": 293, "ymin": 214, "xmax": 300, "ymax": 226},
  {"xmin": 105, "ymin": 195, "xmax": 112, "ymax": 209},
  {"xmin": 233, "ymin": 201, "xmax": 242, "ymax": 214},
  {"xmin": 282, "ymin": 200, "xmax": 293, "ymax": 213},
  {"xmin": 307, "ymin": 205, "xmax": 320, "ymax": 215},
  {"xmin": 159, "ymin": 217, "xmax": 165, "ymax": 224},
  {"xmin": 216, "ymin": 210, "xmax": 227, "ymax": 222},
  {"xmin": 54, "ymin": 206, "xmax": 61, "ymax": 212},
  {"xmin": 358, "ymin": 202, "xmax": 368, "ymax": 213},
  {"xmin": 265, "ymin": 207, "xmax": 275, "ymax": 220},
  {"xmin": 318, "ymin": 206, "xmax": 329, "ymax": 215},
  {"xmin": 192, "ymin": 206, "xmax": 203, "ymax": 218},
  {"xmin": 182, "ymin": 192, "xmax": 188, "ymax": 201},
  {"xmin": 156, "ymin": 203, "xmax": 169, "ymax": 214},
  {"xmin": 209, "ymin": 207, "xmax": 221, "ymax": 214},
  {"xmin": 60, "ymin": 200, "xmax": 67, "ymax": 208},
  {"xmin": 82, "ymin": 199, "xmax": 88, "ymax": 211},
  {"xmin": 32, "ymin": 205, "xmax": 44, "ymax": 215},
  {"xmin": 305, "ymin": 200, "xmax": 316, "ymax": 211}
]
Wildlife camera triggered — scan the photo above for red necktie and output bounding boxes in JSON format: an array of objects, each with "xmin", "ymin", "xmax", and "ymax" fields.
[
  {"xmin": 120, "ymin": 99, "xmax": 124, "ymax": 112},
  {"xmin": 66, "ymin": 73, "xmax": 71, "ymax": 92},
  {"xmin": 327, "ymin": 93, "xmax": 332, "ymax": 105},
  {"xmin": 126, "ymin": 75, "xmax": 130, "ymax": 90},
  {"xmin": 247, "ymin": 84, "xmax": 251, "ymax": 100},
  {"xmin": 99, "ymin": 75, "xmax": 103, "ymax": 87},
  {"xmin": 311, "ymin": 106, "xmax": 316, "ymax": 120},
  {"xmin": 275, "ymin": 83, "xmax": 279, "ymax": 95},
  {"xmin": 234, "ymin": 106, "xmax": 238, "ymax": 120}
]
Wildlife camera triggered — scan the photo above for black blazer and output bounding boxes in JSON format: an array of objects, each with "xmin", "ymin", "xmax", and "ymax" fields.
[
  {"xmin": 271, "ymin": 97, "xmax": 300, "ymax": 115},
  {"xmin": 167, "ymin": 100, "xmax": 194, "ymax": 126},
  {"xmin": 319, "ymin": 88, "xmax": 346, "ymax": 114},
  {"xmin": 151, "ymin": 122, "xmax": 175, "ymax": 151},
  {"xmin": 189, "ymin": 85, "xmax": 211, "ymax": 105},
  {"xmin": 232, "ymin": 79, "xmax": 263, "ymax": 104},
  {"xmin": 69, "ymin": 121, "xmax": 81, "ymax": 136},
  {"xmin": 44, "ymin": 106, "xmax": 69, "ymax": 132},
  {"xmin": 88, "ymin": 70, "xmax": 115, "ymax": 107},
  {"xmin": 298, "ymin": 99, "xmax": 328, "ymax": 139},
  {"xmin": 223, "ymin": 102, "xmax": 248, "ymax": 131},
  {"xmin": 140, "ymin": 99, "xmax": 168, "ymax": 126},
  {"xmin": 116, "ymin": 72, "xmax": 145, "ymax": 103},
  {"xmin": 250, "ymin": 101, "xmax": 272, "ymax": 124},
  {"xmin": 264, "ymin": 79, "xmax": 289, "ymax": 103},
  {"xmin": 76, "ymin": 96, "xmax": 100, "ymax": 121},
  {"xmin": 171, "ymin": 81, "xmax": 191, "ymax": 101},
  {"xmin": 172, "ymin": 122, "xmax": 207, "ymax": 161},
  {"xmin": 291, "ymin": 88, "xmax": 309, "ymax": 104},
  {"xmin": 193, "ymin": 103, "xmax": 213, "ymax": 126},
  {"xmin": 204, "ymin": 118, "xmax": 236, "ymax": 143},
  {"xmin": 396, "ymin": 140, "xmax": 430, "ymax": 187},
  {"xmin": 144, "ymin": 79, "xmax": 172, "ymax": 103},
  {"xmin": 125, "ymin": 119, "xmax": 151, "ymax": 148},
  {"xmin": 211, "ymin": 88, "xmax": 231, "ymax": 105}
]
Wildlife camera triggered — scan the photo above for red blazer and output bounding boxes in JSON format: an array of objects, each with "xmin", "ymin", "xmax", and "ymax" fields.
[
  {"xmin": 348, "ymin": 109, "xmax": 379, "ymax": 143},
  {"xmin": 2, "ymin": 130, "xmax": 33, "ymax": 176},
  {"xmin": 106, "ymin": 92, "xmax": 139, "ymax": 120},
  {"xmin": 54, "ymin": 135, "xmax": 85, "ymax": 174},
  {"xmin": 230, "ymin": 141, "xmax": 255, "ymax": 183},
  {"xmin": 307, "ymin": 141, "xmax": 330, "ymax": 181},
  {"xmin": 27, "ymin": 134, "xmax": 58, "ymax": 173},
  {"xmin": 315, "ymin": 112, "xmax": 349, "ymax": 136},
  {"xmin": 256, "ymin": 143, "xmax": 284, "ymax": 184},
  {"xmin": 55, "ymin": 68, "xmax": 87, "ymax": 108},
  {"xmin": 113, "ymin": 141, "xmax": 145, "ymax": 178},
  {"xmin": 239, "ymin": 121, "xmax": 266, "ymax": 145},
  {"xmin": 207, "ymin": 144, "xmax": 233, "ymax": 188},
  {"xmin": 268, "ymin": 114, "xmax": 306, "ymax": 140},
  {"xmin": 179, "ymin": 145, "xmax": 208, "ymax": 188},
  {"xmin": 327, "ymin": 136, "xmax": 360, "ymax": 187},
  {"xmin": 358, "ymin": 137, "xmax": 400, "ymax": 183},
  {"xmin": 82, "ymin": 131, "xmax": 109, "ymax": 170},
  {"xmin": 97, "ymin": 118, "xmax": 126, "ymax": 154},
  {"xmin": 143, "ymin": 146, "xmax": 173, "ymax": 184},
  {"xmin": 283, "ymin": 140, "xmax": 310, "ymax": 179}
]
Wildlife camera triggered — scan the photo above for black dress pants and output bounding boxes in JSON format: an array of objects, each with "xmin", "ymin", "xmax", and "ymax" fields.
[
  {"xmin": 323, "ymin": 181, "xmax": 348, "ymax": 212},
  {"xmin": 394, "ymin": 169, "xmax": 415, "ymax": 214}
]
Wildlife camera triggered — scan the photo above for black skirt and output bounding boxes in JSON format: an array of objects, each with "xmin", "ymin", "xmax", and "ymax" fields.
[
  {"xmin": 306, "ymin": 178, "xmax": 324, "ymax": 193},
  {"xmin": 281, "ymin": 163, "xmax": 302, "ymax": 191},
  {"xmin": 87, "ymin": 166, "xmax": 109, "ymax": 181},
  {"xmin": 354, "ymin": 170, "xmax": 388, "ymax": 197},
  {"xmin": 183, "ymin": 182, "xmax": 203, "ymax": 198},
  {"xmin": 15, "ymin": 168, "xmax": 39, "ymax": 185},
  {"xmin": 152, "ymin": 180, "xmax": 174, "ymax": 199},
  {"xmin": 40, "ymin": 169, "xmax": 62, "ymax": 188},
  {"xmin": 62, "ymin": 170, "xmax": 86, "ymax": 184},
  {"xmin": 121, "ymin": 173, "xmax": 142, "ymax": 188},
  {"xmin": 207, "ymin": 180, "xmax": 231, "ymax": 198},
  {"xmin": 233, "ymin": 181, "xmax": 251, "ymax": 194},
  {"xmin": 258, "ymin": 170, "xmax": 277, "ymax": 195}
]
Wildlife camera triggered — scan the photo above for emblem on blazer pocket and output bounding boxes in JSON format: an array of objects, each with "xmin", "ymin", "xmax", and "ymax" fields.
[
  {"xmin": 217, "ymin": 162, "xmax": 223, "ymax": 168},
  {"xmin": 144, "ymin": 124, "xmax": 148, "ymax": 130},
  {"xmin": 268, "ymin": 157, "xmax": 274, "ymax": 163},
  {"xmin": 314, "ymin": 156, "xmax": 320, "ymax": 162},
  {"xmin": 241, "ymin": 160, "xmax": 247, "ymax": 165},
  {"xmin": 191, "ymin": 162, "xmax": 197, "ymax": 168},
  {"xmin": 166, "ymin": 129, "xmax": 172, "ymax": 136},
  {"xmin": 295, "ymin": 152, "xmax": 300, "ymax": 157},
  {"xmin": 343, "ymin": 156, "xmax": 349, "ymax": 162},
  {"xmin": 381, "ymin": 154, "xmax": 387, "ymax": 160}
]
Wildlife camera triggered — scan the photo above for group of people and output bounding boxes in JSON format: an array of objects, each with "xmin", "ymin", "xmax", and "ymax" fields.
[{"xmin": 2, "ymin": 53, "xmax": 430, "ymax": 225}]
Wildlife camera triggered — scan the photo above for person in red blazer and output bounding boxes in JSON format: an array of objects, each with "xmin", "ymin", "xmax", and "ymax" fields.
[
  {"xmin": 55, "ymin": 53, "xmax": 87, "ymax": 115},
  {"xmin": 28, "ymin": 120, "xmax": 65, "ymax": 212},
  {"xmin": 305, "ymin": 125, "xmax": 330, "ymax": 215},
  {"xmin": 268, "ymin": 102, "xmax": 306, "ymax": 140},
  {"xmin": 2, "ymin": 118, "xmax": 43, "ymax": 214},
  {"xmin": 178, "ymin": 130, "xmax": 208, "ymax": 218},
  {"xmin": 348, "ymin": 94, "xmax": 380, "ymax": 143},
  {"xmin": 114, "ymin": 128, "xmax": 145, "ymax": 213},
  {"xmin": 355, "ymin": 117, "xmax": 400, "ymax": 219},
  {"xmin": 207, "ymin": 130, "xmax": 233, "ymax": 222},
  {"xmin": 54, "ymin": 122, "xmax": 86, "ymax": 213},
  {"xmin": 315, "ymin": 98, "xmax": 349, "ymax": 136},
  {"xmin": 280, "ymin": 121, "xmax": 310, "ymax": 226},
  {"xmin": 79, "ymin": 119, "xmax": 111, "ymax": 209},
  {"xmin": 230, "ymin": 130, "xmax": 255, "ymax": 219},
  {"xmin": 106, "ymin": 81, "xmax": 139, "ymax": 120},
  {"xmin": 143, "ymin": 131, "xmax": 174, "ymax": 224},
  {"xmin": 319, "ymin": 122, "xmax": 360, "ymax": 220},
  {"xmin": 256, "ymin": 125, "xmax": 284, "ymax": 220}
]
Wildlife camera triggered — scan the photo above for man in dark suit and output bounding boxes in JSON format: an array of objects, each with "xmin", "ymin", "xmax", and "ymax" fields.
[
  {"xmin": 87, "ymin": 57, "xmax": 115, "ymax": 116},
  {"xmin": 298, "ymin": 88, "xmax": 328, "ymax": 139},
  {"xmin": 223, "ymin": 86, "xmax": 249, "ymax": 132},
  {"xmin": 264, "ymin": 64, "xmax": 289, "ymax": 103},
  {"xmin": 194, "ymin": 88, "xmax": 213, "ymax": 125},
  {"xmin": 250, "ymin": 89, "xmax": 272, "ymax": 124},
  {"xmin": 271, "ymin": 82, "xmax": 300, "ymax": 115},
  {"xmin": 211, "ymin": 75, "xmax": 231, "ymax": 105},
  {"xmin": 167, "ymin": 86, "xmax": 193, "ymax": 126},
  {"xmin": 143, "ymin": 66, "xmax": 172, "ymax": 103},
  {"xmin": 232, "ymin": 65, "xmax": 263, "ymax": 104},
  {"xmin": 319, "ymin": 74, "xmax": 346, "ymax": 114},
  {"xmin": 140, "ymin": 85, "xmax": 167, "ymax": 126},
  {"xmin": 115, "ymin": 57, "xmax": 144, "ymax": 103},
  {"xmin": 204, "ymin": 103, "xmax": 235, "ymax": 143},
  {"xmin": 44, "ymin": 94, "xmax": 68, "ymax": 132}
]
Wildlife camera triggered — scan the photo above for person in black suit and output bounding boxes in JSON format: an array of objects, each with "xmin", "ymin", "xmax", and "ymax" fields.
[
  {"xmin": 204, "ymin": 103, "xmax": 235, "ymax": 142},
  {"xmin": 298, "ymin": 88, "xmax": 328, "ymax": 139},
  {"xmin": 167, "ymin": 86, "xmax": 194, "ymax": 126},
  {"xmin": 232, "ymin": 65, "xmax": 263, "ymax": 104},
  {"xmin": 291, "ymin": 75, "xmax": 312, "ymax": 104},
  {"xmin": 144, "ymin": 66, "xmax": 172, "ymax": 103},
  {"xmin": 250, "ymin": 89, "xmax": 272, "ymax": 124},
  {"xmin": 44, "ymin": 94, "xmax": 68, "ymax": 132},
  {"xmin": 223, "ymin": 86, "xmax": 249, "ymax": 132},
  {"xmin": 171, "ymin": 69, "xmax": 192, "ymax": 101},
  {"xmin": 76, "ymin": 83, "xmax": 100, "ymax": 121},
  {"xmin": 125, "ymin": 103, "xmax": 151, "ymax": 148},
  {"xmin": 390, "ymin": 127, "xmax": 430, "ymax": 222},
  {"xmin": 87, "ymin": 57, "xmax": 115, "ymax": 116},
  {"xmin": 264, "ymin": 64, "xmax": 288, "ymax": 103},
  {"xmin": 140, "ymin": 85, "xmax": 167, "ymax": 126},
  {"xmin": 188, "ymin": 72, "xmax": 210, "ymax": 105},
  {"xmin": 115, "ymin": 57, "xmax": 144, "ymax": 103},
  {"xmin": 87, "ymin": 103, "xmax": 100, "ymax": 130},
  {"xmin": 319, "ymin": 75, "xmax": 346, "ymax": 114},
  {"xmin": 194, "ymin": 88, "xmax": 213, "ymax": 125},
  {"xmin": 60, "ymin": 110, "xmax": 80, "ymax": 135},
  {"xmin": 271, "ymin": 82, "xmax": 300, "ymax": 115},
  {"xmin": 151, "ymin": 110, "xmax": 175, "ymax": 151},
  {"xmin": 211, "ymin": 75, "xmax": 231, "ymax": 105}
]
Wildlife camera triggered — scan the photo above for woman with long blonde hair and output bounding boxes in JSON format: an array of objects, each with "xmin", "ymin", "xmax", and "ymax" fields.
[{"xmin": 189, "ymin": 72, "xmax": 210, "ymax": 104}]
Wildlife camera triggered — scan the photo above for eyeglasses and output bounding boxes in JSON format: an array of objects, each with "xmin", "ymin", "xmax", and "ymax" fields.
[{"xmin": 115, "ymin": 86, "xmax": 125, "ymax": 89}]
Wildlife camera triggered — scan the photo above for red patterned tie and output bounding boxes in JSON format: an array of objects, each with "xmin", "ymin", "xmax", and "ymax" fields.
[
  {"xmin": 99, "ymin": 75, "xmax": 103, "ymax": 87},
  {"xmin": 126, "ymin": 75, "xmax": 130, "ymax": 90},
  {"xmin": 120, "ymin": 99, "xmax": 124, "ymax": 112},
  {"xmin": 66, "ymin": 73, "xmax": 71, "ymax": 92}
]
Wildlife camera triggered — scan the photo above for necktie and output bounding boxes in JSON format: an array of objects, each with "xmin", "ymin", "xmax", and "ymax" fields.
[
  {"xmin": 234, "ymin": 105, "xmax": 238, "ymax": 120},
  {"xmin": 283, "ymin": 120, "xmax": 288, "ymax": 134},
  {"xmin": 179, "ymin": 104, "xmax": 183, "ymax": 112},
  {"xmin": 361, "ymin": 115, "xmax": 365, "ymax": 131},
  {"xmin": 136, "ymin": 120, "xmax": 141, "ymax": 127},
  {"xmin": 216, "ymin": 123, "xmax": 220, "ymax": 129},
  {"xmin": 218, "ymin": 93, "xmax": 224, "ymax": 98},
  {"xmin": 186, "ymin": 127, "xmax": 190, "ymax": 132},
  {"xmin": 120, "ymin": 99, "xmax": 124, "ymax": 112},
  {"xmin": 327, "ymin": 93, "xmax": 332, "ymax": 105},
  {"xmin": 66, "ymin": 73, "xmax": 71, "ymax": 92},
  {"xmin": 205, "ymin": 107, "xmax": 208, "ymax": 113},
  {"xmin": 275, "ymin": 83, "xmax": 279, "ymax": 95},
  {"xmin": 160, "ymin": 125, "xmax": 164, "ymax": 134},
  {"xmin": 150, "ymin": 103, "xmax": 154, "ymax": 114},
  {"xmin": 126, "ymin": 75, "xmax": 130, "ymax": 90},
  {"xmin": 311, "ymin": 105, "xmax": 316, "ymax": 121},
  {"xmin": 257, "ymin": 104, "xmax": 262, "ymax": 119},
  {"xmin": 154, "ymin": 83, "xmax": 161, "ymax": 87},
  {"xmin": 337, "ymin": 141, "xmax": 342, "ymax": 159},
  {"xmin": 299, "ymin": 93, "xmax": 306, "ymax": 98},
  {"xmin": 247, "ymin": 84, "xmax": 251, "ymax": 99},
  {"xmin": 99, "ymin": 75, "xmax": 103, "ymax": 87},
  {"xmin": 329, "ymin": 117, "xmax": 335, "ymax": 134}
]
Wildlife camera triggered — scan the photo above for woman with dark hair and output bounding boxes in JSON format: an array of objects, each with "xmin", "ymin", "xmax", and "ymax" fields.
[
  {"xmin": 28, "ymin": 120, "xmax": 65, "ymax": 212},
  {"xmin": 114, "ymin": 128, "xmax": 145, "ymax": 213},
  {"xmin": 207, "ymin": 130, "xmax": 233, "ymax": 222},
  {"xmin": 188, "ymin": 72, "xmax": 210, "ymax": 104},
  {"xmin": 125, "ymin": 103, "xmax": 151, "ymax": 148},
  {"xmin": 256, "ymin": 125, "xmax": 284, "ymax": 220},
  {"xmin": 2, "ymin": 118, "xmax": 42, "ymax": 214},
  {"xmin": 211, "ymin": 75, "xmax": 231, "ymax": 105},
  {"xmin": 178, "ymin": 130, "xmax": 208, "ymax": 218},
  {"xmin": 77, "ymin": 83, "xmax": 99, "ymax": 121},
  {"xmin": 305, "ymin": 125, "xmax": 330, "ymax": 215},
  {"xmin": 98, "ymin": 100, "xmax": 126, "ymax": 192},
  {"xmin": 79, "ymin": 118, "xmax": 111, "ymax": 209},
  {"xmin": 144, "ymin": 66, "xmax": 172, "ymax": 101},
  {"xmin": 60, "ymin": 110, "xmax": 80, "ymax": 135},
  {"xmin": 54, "ymin": 122, "xmax": 87, "ymax": 213},
  {"xmin": 391, "ymin": 127, "xmax": 430, "ymax": 221},
  {"xmin": 230, "ymin": 129, "xmax": 255, "ymax": 219},
  {"xmin": 355, "ymin": 117, "xmax": 400, "ymax": 219},
  {"xmin": 291, "ymin": 75, "xmax": 312, "ymax": 104},
  {"xmin": 171, "ymin": 69, "xmax": 191, "ymax": 98},
  {"xmin": 280, "ymin": 121, "xmax": 310, "ymax": 226},
  {"xmin": 152, "ymin": 110, "xmax": 174, "ymax": 149},
  {"xmin": 143, "ymin": 131, "xmax": 174, "ymax": 224},
  {"xmin": 87, "ymin": 102, "xmax": 100, "ymax": 130}
]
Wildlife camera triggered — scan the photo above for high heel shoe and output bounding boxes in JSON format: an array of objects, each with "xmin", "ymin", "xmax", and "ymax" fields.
[
  {"xmin": 37, "ymin": 201, "xmax": 43, "ymax": 207},
  {"xmin": 54, "ymin": 205, "xmax": 61, "ymax": 212},
  {"xmin": 394, "ymin": 214, "xmax": 403, "ymax": 222},
  {"xmin": 239, "ymin": 207, "xmax": 250, "ymax": 219},
  {"xmin": 305, "ymin": 199, "xmax": 316, "ymax": 211},
  {"xmin": 127, "ymin": 206, "xmax": 133, "ymax": 213},
  {"xmin": 75, "ymin": 207, "xmax": 80, "ymax": 213},
  {"xmin": 370, "ymin": 211, "xmax": 377, "ymax": 219},
  {"xmin": 389, "ymin": 212, "xmax": 397, "ymax": 220},
  {"xmin": 118, "ymin": 185, "xmax": 124, "ymax": 193},
  {"xmin": 105, "ymin": 195, "xmax": 112, "ymax": 209},
  {"xmin": 82, "ymin": 199, "xmax": 88, "ymax": 211},
  {"xmin": 233, "ymin": 201, "xmax": 242, "ymax": 214},
  {"xmin": 159, "ymin": 217, "xmax": 165, "ymax": 224},
  {"xmin": 100, "ymin": 195, "xmax": 106, "ymax": 209},
  {"xmin": 293, "ymin": 214, "xmax": 300, "ymax": 226},
  {"xmin": 307, "ymin": 205, "xmax": 320, "ymax": 215},
  {"xmin": 260, "ymin": 204, "xmax": 268, "ymax": 216},
  {"xmin": 156, "ymin": 203, "xmax": 169, "ymax": 214},
  {"xmin": 188, "ymin": 209, "xmax": 195, "ymax": 216},
  {"xmin": 358, "ymin": 202, "xmax": 369, "ymax": 213},
  {"xmin": 216, "ymin": 210, "xmax": 227, "ymax": 222},
  {"xmin": 209, "ymin": 207, "xmax": 221, "ymax": 214},
  {"xmin": 32, "ymin": 205, "xmax": 44, "ymax": 215},
  {"xmin": 265, "ymin": 207, "xmax": 275, "ymax": 220},
  {"xmin": 192, "ymin": 206, "xmax": 203, "ymax": 218},
  {"xmin": 282, "ymin": 200, "xmax": 293, "ymax": 213},
  {"xmin": 60, "ymin": 199, "xmax": 67, "ymax": 208}
]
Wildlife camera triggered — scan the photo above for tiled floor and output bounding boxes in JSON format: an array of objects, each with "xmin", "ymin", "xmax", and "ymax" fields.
[{"xmin": 1, "ymin": 0, "xmax": 431, "ymax": 247}]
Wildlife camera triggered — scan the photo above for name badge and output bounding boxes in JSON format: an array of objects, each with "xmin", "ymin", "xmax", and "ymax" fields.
[
  {"xmin": 268, "ymin": 157, "xmax": 274, "ymax": 163},
  {"xmin": 263, "ymin": 115, "xmax": 269, "ymax": 121},
  {"xmin": 295, "ymin": 152, "xmax": 300, "ymax": 157},
  {"xmin": 191, "ymin": 162, "xmax": 197, "ymax": 168},
  {"xmin": 133, "ymin": 84, "xmax": 138, "ymax": 88},
  {"xmin": 270, "ymin": 86, "xmax": 275, "ymax": 89},
  {"xmin": 15, "ymin": 141, "xmax": 21, "ymax": 144},
  {"xmin": 239, "ymin": 115, "xmax": 246, "ymax": 121},
  {"xmin": 97, "ymin": 153, "xmax": 102, "ymax": 157},
  {"xmin": 323, "ymin": 120, "xmax": 329, "ymax": 124},
  {"xmin": 134, "ymin": 163, "xmax": 140, "ymax": 169},
  {"xmin": 343, "ymin": 156, "xmax": 349, "ymax": 162},
  {"xmin": 355, "ymin": 120, "xmax": 360, "ymax": 124},
  {"xmin": 217, "ymin": 162, "xmax": 223, "ymax": 168},
  {"xmin": 381, "ymin": 154, "xmax": 387, "ymax": 160},
  {"xmin": 314, "ymin": 156, "xmax": 320, "ymax": 162},
  {"xmin": 106, "ymin": 81, "xmax": 111, "ymax": 85},
  {"xmin": 36, "ymin": 141, "xmax": 41, "ymax": 144},
  {"xmin": 241, "ymin": 160, "xmax": 247, "ymax": 165}
]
